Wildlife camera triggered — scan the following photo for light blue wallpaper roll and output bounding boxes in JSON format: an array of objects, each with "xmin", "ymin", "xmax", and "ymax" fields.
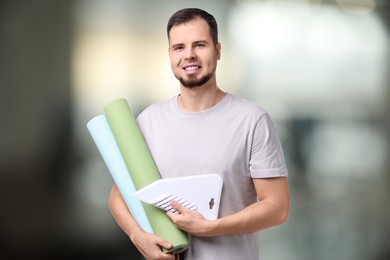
[{"xmin": 87, "ymin": 114, "xmax": 153, "ymax": 233}]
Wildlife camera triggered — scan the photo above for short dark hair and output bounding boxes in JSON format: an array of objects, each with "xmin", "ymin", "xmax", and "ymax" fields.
[{"xmin": 167, "ymin": 8, "xmax": 218, "ymax": 45}]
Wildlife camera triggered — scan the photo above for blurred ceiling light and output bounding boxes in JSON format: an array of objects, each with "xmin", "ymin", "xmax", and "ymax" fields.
[
  {"xmin": 230, "ymin": 0, "xmax": 385, "ymax": 57},
  {"xmin": 229, "ymin": 3, "xmax": 296, "ymax": 56},
  {"xmin": 229, "ymin": 0, "xmax": 325, "ymax": 56},
  {"xmin": 235, "ymin": 0, "xmax": 323, "ymax": 7},
  {"xmin": 336, "ymin": 0, "xmax": 376, "ymax": 15},
  {"xmin": 228, "ymin": 1, "xmax": 387, "ymax": 117}
]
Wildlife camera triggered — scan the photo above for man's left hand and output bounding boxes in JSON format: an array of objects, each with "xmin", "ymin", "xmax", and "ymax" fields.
[{"xmin": 166, "ymin": 200, "xmax": 216, "ymax": 237}]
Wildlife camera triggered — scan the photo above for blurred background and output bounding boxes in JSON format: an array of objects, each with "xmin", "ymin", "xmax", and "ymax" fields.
[{"xmin": 0, "ymin": 0, "xmax": 389, "ymax": 259}]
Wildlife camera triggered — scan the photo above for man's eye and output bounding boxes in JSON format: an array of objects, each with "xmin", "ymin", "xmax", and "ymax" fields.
[{"xmin": 173, "ymin": 46, "xmax": 184, "ymax": 51}]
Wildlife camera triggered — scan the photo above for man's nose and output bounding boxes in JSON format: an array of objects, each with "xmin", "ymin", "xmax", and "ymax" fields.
[{"xmin": 184, "ymin": 48, "xmax": 196, "ymax": 60}]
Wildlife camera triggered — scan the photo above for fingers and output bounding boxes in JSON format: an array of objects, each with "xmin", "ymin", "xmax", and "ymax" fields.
[
  {"xmin": 170, "ymin": 200, "xmax": 188, "ymax": 214},
  {"xmin": 166, "ymin": 200, "xmax": 211, "ymax": 236},
  {"xmin": 166, "ymin": 200, "xmax": 186, "ymax": 223},
  {"xmin": 156, "ymin": 237, "xmax": 173, "ymax": 250},
  {"xmin": 132, "ymin": 231, "xmax": 175, "ymax": 260}
]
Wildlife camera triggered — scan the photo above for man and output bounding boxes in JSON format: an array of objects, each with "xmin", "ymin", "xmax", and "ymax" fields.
[{"xmin": 108, "ymin": 8, "xmax": 290, "ymax": 260}]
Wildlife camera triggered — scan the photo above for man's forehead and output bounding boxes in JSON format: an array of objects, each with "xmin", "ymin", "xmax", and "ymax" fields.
[{"xmin": 169, "ymin": 19, "xmax": 211, "ymax": 45}]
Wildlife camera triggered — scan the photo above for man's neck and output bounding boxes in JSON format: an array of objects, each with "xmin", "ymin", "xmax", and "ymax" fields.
[{"xmin": 177, "ymin": 84, "xmax": 226, "ymax": 112}]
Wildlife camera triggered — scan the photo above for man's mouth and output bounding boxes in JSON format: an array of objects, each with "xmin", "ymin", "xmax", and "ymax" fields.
[{"xmin": 183, "ymin": 65, "xmax": 201, "ymax": 71}]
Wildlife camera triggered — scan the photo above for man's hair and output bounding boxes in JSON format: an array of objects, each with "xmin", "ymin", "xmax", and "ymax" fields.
[{"xmin": 167, "ymin": 8, "xmax": 218, "ymax": 45}]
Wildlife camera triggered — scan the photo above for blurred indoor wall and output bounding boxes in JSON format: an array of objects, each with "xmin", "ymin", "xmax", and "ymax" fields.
[{"xmin": 1, "ymin": 0, "xmax": 389, "ymax": 259}]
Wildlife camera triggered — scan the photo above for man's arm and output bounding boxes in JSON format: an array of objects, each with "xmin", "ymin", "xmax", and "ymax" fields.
[
  {"xmin": 108, "ymin": 184, "xmax": 177, "ymax": 260},
  {"xmin": 167, "ymin": 177, "xmax": 289, "ymax": 237}
]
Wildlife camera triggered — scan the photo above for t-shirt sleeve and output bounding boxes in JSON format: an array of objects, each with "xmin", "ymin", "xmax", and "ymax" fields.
[{"xmin": 249, "ymin": 113, "xmax": 288, "ymax": 178}]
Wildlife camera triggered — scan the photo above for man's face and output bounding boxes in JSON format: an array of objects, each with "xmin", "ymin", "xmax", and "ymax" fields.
[{"xmin": 168, "ymin": 18, "xmax": 221, "ymax": 89}]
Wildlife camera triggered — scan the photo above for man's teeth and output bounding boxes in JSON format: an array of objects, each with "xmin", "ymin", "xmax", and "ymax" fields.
[{"xmin": 185, "ymin": 66, "xmax": 199, "ymax": 71}]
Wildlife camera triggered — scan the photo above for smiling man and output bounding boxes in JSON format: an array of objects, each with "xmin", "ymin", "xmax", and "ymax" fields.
[
  {"xmin": 108, "ymin": 8, "xmax": 290, "ymax": 260},
  {"xmin": 169, "ymin": 17, "xmax": 220, "ymax": 90}
]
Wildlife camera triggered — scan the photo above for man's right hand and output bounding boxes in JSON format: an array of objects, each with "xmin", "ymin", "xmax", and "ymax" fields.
[{"xmin": 130, "ymin": 229, "xmax": 177, "ymax": 260}]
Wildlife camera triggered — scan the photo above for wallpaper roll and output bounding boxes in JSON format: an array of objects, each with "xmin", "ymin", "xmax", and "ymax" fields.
[
  {"xmin": 86, "ymin": 114, "xmax": 153, "ymax": 233},
  {"xmin": 104, "ymin": 98, "xmax": 189, "ymax": 254}
]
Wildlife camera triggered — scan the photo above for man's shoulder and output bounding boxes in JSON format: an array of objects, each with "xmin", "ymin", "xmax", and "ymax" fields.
[{"xmin": 228, "ymin": 94, "xmax": 268, "ymax": 118}]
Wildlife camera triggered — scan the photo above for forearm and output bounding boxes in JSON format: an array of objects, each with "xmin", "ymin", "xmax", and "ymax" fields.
[
  {"xmin": 168, "ymin": 177, "xmax": 290, "ymax": 237},
  {"xmin": 108, "ymin": 184, "xmax": 143, "ymax": 239},
  {"xmin": 109, "ymin": 184, "xmax": 177, "ymax": 259},
  {"xmin": 208, "ymin": 198, "xmax": 289, "ymax": 236},
  {"xmin": 168, "ymin": 195, "xmax": 289, "ymax": 237},
  {"xmin": 206, "ymin": 178, "xmax": 290, "ymax": 237}
]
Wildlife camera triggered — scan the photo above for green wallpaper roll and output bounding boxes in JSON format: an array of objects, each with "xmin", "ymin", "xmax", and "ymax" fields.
[{"xmin": 104, "ymin": 98, "xmax": 189, "ymax": 254}]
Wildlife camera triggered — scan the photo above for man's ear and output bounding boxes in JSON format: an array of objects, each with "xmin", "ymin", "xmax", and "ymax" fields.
[{"xmin": 216, "ymin": 42, "xmax": 221, "ymax": 60}]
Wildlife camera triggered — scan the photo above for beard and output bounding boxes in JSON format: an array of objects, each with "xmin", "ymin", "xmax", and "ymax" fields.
[{"xmin": 176, "ymin": 73, "xmax": 214, "ymax": 89}]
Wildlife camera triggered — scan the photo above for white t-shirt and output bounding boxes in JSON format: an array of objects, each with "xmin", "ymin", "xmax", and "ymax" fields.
[{"xmin": 137, "ymin": 93, "xmax": 288, "ymax": 260}]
